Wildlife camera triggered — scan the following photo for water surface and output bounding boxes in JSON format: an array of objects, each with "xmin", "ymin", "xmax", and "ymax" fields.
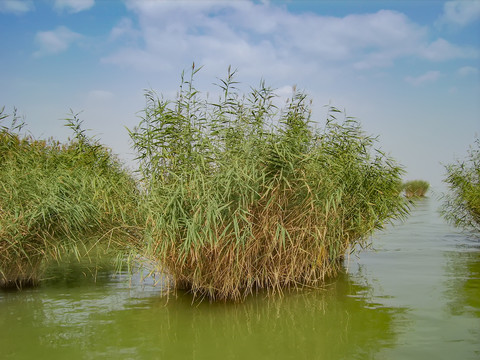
[{"xmin": 1, "ymin": 197, "xmax": 479, "ymax": 359}]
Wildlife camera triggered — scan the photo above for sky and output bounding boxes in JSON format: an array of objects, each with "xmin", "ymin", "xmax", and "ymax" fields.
[{"xmin": 1, "ymin": 0, "xmax": 479, "ymax": 191}]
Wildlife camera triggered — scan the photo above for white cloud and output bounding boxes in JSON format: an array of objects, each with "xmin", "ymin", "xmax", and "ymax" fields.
[
  {"xmin": 457, "ymin": 66, "xmax": 479, "ymax": 76},
  {"xmin": 103, "ymin": 2, "xmax": 432, "ymax": 81},
  {"xmin": 0, "ymin": 0, "xmax": 34, "ymax": 14},
  {"xmin": 437, "ymin": 0, "xmax": 480, "ymax": 27},
  {"xmin": 110, "ymin": 17, "xmax": 140, "ymax": 42},
  {"xmin": 405, "ymin": 71, "xmax": 441, "ymax": 86},
  {"xmin": 54, "ymin": 0, "xmax": 94, "ymax": 13},
  {"xmin": 34, "ymin": 26, "xmax": 82, "ymax": 57},
  {"xmin": 102, "ymin": 0, "xmax": 477, "ymax": 84},
  {"xmin": 420, "ymin": 38, "xmax": 479, "ymax": 61}
]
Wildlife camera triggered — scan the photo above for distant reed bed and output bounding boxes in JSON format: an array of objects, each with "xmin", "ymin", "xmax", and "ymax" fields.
[
  {"xmin": 403, "ymin": 180, "xmax": 429, "ymax": 198},
  {"xmin": 0, "ymin": 107, "xmax": 141, "ymax": 288},
  {"xmin": 129, "ymin": 66, "xmax": 409, "ymax": 301}
]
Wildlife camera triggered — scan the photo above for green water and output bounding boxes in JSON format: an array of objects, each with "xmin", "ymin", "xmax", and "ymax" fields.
[{"xmin": 1, "ymin": 197, "xmax": 479, "ymax": 359}]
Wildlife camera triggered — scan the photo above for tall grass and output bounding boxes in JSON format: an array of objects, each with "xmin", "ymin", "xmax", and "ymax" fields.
[
  {"xmin": 0, "ymin": 107, "xmax": 142, "ymax": 288},
  {"xmin": 442, "ymin": 139, "xmax": 480, "ymax": 232},
  {"xmin": 403, "ymin": 180, "xmax": 429, "ymax": 198},
  {"xmin": 130, "ymin": 66, "xmax": 409, "ymax": 301}
]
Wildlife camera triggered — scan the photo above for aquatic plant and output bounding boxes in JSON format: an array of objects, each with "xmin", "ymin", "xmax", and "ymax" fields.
[
  {"xmin": 0, "ymin": 107, "xmax": 142, "ymax": 288},
  {"xmin": 403, "ymin": 180, "xmax": 429, "ymax": 198},
  {"xmin": 442, "ymin": 139, "xmax": 480, "ymax": 232},
  {"xmin": 129, "ymin": 65, "xmax": 409, "ymax": 301}
]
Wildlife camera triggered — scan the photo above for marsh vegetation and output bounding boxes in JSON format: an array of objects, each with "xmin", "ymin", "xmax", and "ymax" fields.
[
  {"xmin": 442, "ymin": 139, "xmax": 480, "ymax": 232},
  {"xmin": 0, "ymin": 107, "xmax": 141, "ymax": 288},
  {"xmin": 129, "ymin": 66, "xmax": 409, "ymax": 301},
  {"xmin": 1, "ymin": 67, "xmax": 410, "ymax": 300}
]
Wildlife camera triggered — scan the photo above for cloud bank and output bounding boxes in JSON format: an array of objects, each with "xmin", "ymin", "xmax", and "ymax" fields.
[{"xmin": 100, "ymin": 0, "xmax": 478, "ymax": 85}]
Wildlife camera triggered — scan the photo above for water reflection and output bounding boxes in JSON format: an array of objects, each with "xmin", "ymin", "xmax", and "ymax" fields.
[
  {"xmin": 444, "ymin": 244, "xmax": 480, "ymax": 317},
  {"xmin": 0, "ymin": 267, "xmax": 406, "ymax": 360},
  {"xmin": 350, "ymin": 196, "xmax": 480, "ymax": 359}
]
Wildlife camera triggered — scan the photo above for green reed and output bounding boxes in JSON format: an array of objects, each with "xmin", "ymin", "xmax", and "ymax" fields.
[
  {"xmin": 442, "ymin": 139, "xmax": 480, "ymax": 232},
  {"xmin": 403, "ymin": 180, "xmax": 430, "ymax": 198},
  {"xmin": 0, "ymin": 107, "xmax": 142, "ymax": 288},
  {"xmin": 129, "ymin": 65, "xmax": 409, "ymax": 301}
]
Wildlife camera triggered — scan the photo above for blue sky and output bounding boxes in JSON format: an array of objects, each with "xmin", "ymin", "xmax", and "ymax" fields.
[{"xmin": 1, "ymin": 0, "xmax": 479, "ymax": 190}]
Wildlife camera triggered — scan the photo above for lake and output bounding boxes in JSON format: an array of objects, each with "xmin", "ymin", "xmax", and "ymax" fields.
[{"xmin": 1, "ymin": 196, "xmax": 479, "ymax": 359}]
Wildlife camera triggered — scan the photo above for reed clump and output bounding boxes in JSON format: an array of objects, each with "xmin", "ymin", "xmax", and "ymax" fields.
[
  {"xmin": 442, "ymin": 139, "xmax": 480, "ymax": 232},
  {"xmin": 403, "ymin": 180, "xmax": 429, "ymax": 198},
  {"xmin": 0, "ymin": 107, "xmax": 142, "ymax": 288},
  {"xmin": 130, "ymin": 66, "xmax": 409, "ymax": 301}
]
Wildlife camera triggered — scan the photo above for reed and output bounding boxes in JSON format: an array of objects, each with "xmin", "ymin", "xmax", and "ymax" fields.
[
  {"xmin": 442, "ymin": 139, "xmax": 480, "ymax": 232},
  {"xmin": 403, "ymin": 180, "xmax": 429, "ymax": 198},
  {"xmin": 130, "ymin": 66, "xmax": 409, "ymax": 301},
  {"xmin": 0, "ymin": 107, "xmax": 142, "ymax": 288}
]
